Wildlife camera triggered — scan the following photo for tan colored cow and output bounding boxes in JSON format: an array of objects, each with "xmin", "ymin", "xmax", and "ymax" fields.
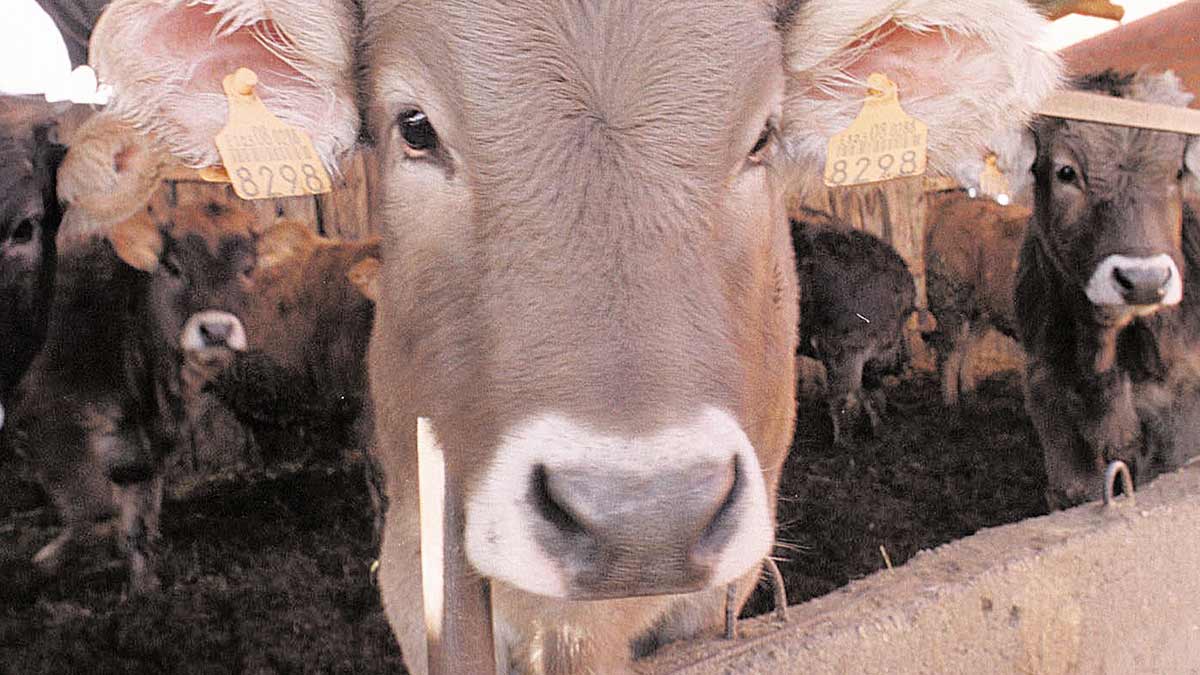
[{"xmin": 90, "ymin": 1, "xmax": 1060, "ymax": 672}]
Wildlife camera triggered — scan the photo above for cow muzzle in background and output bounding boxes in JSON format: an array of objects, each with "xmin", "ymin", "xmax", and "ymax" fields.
[
  {"xmin": 1085, "ymin": 253, "xmax": 1183, "ymax": 310},
  {"xmin": 180, "ymin": 310, "xmax": 249, "ymax": 353},
  {"xmin": 463, "ymin": 406, "xmax": 773, "ymax": 600}
]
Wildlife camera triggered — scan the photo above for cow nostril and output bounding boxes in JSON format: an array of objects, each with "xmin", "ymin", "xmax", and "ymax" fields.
[
  {"xmin": 531, "ymin": 464, "xmax": 586, "ymax": 535},
  {"xmin": 1112, "ymin": 267, "xmax": 1135, "ymax": 291},
  {"xmin": 199, "ymin": 321, "xmax": 233, "ymax": 346},
  {"xmin": 699, "ymin": 456, "xmax": 742, "ymax": 545}
]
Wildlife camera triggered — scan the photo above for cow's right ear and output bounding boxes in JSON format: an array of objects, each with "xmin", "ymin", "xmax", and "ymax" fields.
[
  {"xmin": 256, "ymin": 220, "xmax": 317, "ymax": 270},
  {"xmin": 90, "ymin": 0, "xmax": 359, "ymax": 171},
  {"xmin": 347, "ymin": 257, "xmax": 381, "ymax": 303},
  {"xmin": 110, "ymin": 211, "xmax": 163, "ymax": 273}
]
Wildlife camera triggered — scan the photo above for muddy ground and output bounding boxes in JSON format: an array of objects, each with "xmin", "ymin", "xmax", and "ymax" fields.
[{"xmin": 0, "ymin": 370, "xmax": 1046, "ymax": 673}]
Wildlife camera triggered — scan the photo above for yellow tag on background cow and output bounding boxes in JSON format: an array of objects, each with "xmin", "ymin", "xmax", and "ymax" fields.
[
  {"xmin": 977, "ymin": 154, "xmax": 1012, "ymax": 202},
  {"xmin": 214, "ymin": 68, "xmax": 332, "ymax": 200},
  {"xmin": 824, "ymin": 73, "xmax": 928, "ymax": 188}
]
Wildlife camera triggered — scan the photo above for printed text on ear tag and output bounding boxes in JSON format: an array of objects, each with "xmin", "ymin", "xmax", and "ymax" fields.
[
  {"xmin": 214, "ymin": 68, "xmax": 333, "ymax": 200},
  {"xmin": 824, "ymin": 73, "xmax": 928, "ymax": 188}
]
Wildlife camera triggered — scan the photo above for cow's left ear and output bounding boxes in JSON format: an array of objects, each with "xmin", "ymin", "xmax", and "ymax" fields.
[
  {"xmin": 110, "ymin": 211, "xmax": 163, "ymax": 272},
  {"xmin": 256, "ymin": 220, "xmax": 317, "ymax": 270},
  {"xmin": 347, "ymin": 257, "xmax": 381, "ymax": 303},
  {"xmin": 780, "ymin": 0, "xmax": 1061, "ymax": 183}
]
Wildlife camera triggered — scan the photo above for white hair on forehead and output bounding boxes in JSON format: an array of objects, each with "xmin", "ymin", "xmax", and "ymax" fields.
[
  {"xmin": 91, "ymin": 0, "xmax": 358, "ymax": 169},
  {"xmin": 1129, "ymin": 69, "xmax": 1195, "ymax": 108},
  {"xmin": 780, "ymin": 0, "xmax": 1061, "ymax": 183}
]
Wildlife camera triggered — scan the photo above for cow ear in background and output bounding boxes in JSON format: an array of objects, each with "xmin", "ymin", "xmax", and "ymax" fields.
[
  {"xmin": 779, "ymin": 0, "xmax": 1061, "ymax": 190},
  {"xmin": 89, "ymin": 0, "xmax": 359, "ymax": 171},
  {"xmin": 57, "ymin": 112, "xmax": 169, "ymax": 240},
  {"xmin": 256, "ymin": 220, "xmax": 317, "ymax": 270},
  {"xmin": 347, "ymin": 257, "xmax": 381, "ymax": 303},
  {"xmin": 110, "ymin": 211, "xmax": 163, "ymax": 272}
]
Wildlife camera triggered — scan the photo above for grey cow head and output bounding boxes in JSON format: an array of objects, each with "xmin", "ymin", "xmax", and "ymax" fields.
[{"xmin": 1029, "ymin": 70, "xmax": 1200, "ymax": 323}]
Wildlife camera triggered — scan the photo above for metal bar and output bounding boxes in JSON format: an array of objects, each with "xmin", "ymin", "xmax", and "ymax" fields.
[
  {"xmin": 1036, "ymin": 90, "xmax": 1200, "ymax": 135},
  {"xmin": 418, "ymin": 418, "xmax": 498, "ymax": 675}
]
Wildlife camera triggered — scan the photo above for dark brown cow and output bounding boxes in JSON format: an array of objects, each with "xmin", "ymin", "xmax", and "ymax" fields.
[
  {"xmin": 793, "ymin": 212, "xmax": 916, "ymax": 444},
  {"xmin": 181, "ymin": 222, "xmax": 384, "ymax": 533},
  {"xmin": 8, "ymin": 203, "xmax": 292, "ymax": 591},
  {"xmin": 91, "ymin": 0, "xmax": 1060, "ymax": 670},
  {"xmin": 0, "ymin": 124, "xmax": 66, "ymax": 422},
  {"xmin": 925, "ymin": 190, "xmax": 1031, "ymax": 406},
  {"xmin": 1016, "ymin": 70, "xmax": 1200, "ymax": 509}
]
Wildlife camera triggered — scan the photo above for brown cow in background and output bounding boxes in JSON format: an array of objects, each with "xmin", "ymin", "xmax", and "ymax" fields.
[
  {"xmin": 924, "ymin": 190, "xmax": 1031, "ymax": 406},
  {"xmin": 1016, "ymin": 70, "xmax": 1200, "ymax": 509},
  {"xmin": 8, "ymin": 204, "xmax": 296, "ymax": 592}
]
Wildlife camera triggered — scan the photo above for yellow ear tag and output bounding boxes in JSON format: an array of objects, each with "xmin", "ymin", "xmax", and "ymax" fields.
[
  {"xmin": 823, "ymin": 73, "xmax": 928, "ymax": 188},
  {"xmin": 978, "ymin": 153, "xmax": 1012, "ymax": 202},
  {"xmin": 214, "ymin": 68, "xmax": 333, "ymax": 200}
]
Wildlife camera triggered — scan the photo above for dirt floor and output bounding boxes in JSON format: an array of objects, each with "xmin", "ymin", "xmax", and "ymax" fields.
[{"xmin": 0, "ymin": 370, "xmax": 1047, "ymax": 674}]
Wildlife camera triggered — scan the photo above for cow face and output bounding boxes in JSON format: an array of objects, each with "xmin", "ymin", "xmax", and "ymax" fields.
[
  {"xmin": 1031, "ymin": 71, "xmax": 1200, "ymax": 320},
  {"xmin": 109, "ymin": 203, "xmax": 263, "ymax": 362},
  {"xmin": 92, "ymin": 0, "xmax": 1060, "ymax": 667}
]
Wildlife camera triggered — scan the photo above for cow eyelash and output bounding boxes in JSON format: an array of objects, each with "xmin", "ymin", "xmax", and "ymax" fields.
[{"xmin": 748, "ymin": 123, "xmax": 774, "ymax": 164}]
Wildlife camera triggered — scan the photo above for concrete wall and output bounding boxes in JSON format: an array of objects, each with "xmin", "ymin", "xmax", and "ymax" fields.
[{"xmin": 642, "ymin": 464, "xmax": 1200, "ymax": 674}]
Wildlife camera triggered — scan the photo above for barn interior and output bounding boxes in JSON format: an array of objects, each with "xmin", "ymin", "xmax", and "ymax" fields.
[{"xmin": 2, "ymin": 1, "xmax": 1200, "ymax": 673}]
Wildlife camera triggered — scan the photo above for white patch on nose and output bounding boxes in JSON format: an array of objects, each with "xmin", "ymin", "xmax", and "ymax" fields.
[
  {"xmin": 1086, "ymin": 254, "xmax": 1182, "ymax": 307},
  {"xmin": 179, "ymin": 310, "xmax": 247, "ymax": 352},
  {"xmin": 463, "ymin": 406, "xmax": 772, "ymax": 598}
]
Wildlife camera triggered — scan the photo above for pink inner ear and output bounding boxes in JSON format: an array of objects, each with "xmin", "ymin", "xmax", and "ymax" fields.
[
  {"xmin": 146, "ymin": 5, "xmax": 308, "ymax": 105},
  {"xmin": 828, "ymin": 22, "xmax": 991, "ymax": 101}
]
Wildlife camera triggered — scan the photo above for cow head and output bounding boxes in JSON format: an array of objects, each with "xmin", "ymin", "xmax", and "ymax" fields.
[
  {"xmin": 92, "ymin": 0, "xmax": 1059, "ymax": 667},
  {"xmin": 1029, "ymin": 70, "xmax": 1200, "ymax": 322},
  {"xmin": 108, "ymin": 202, "xmax": 274, "ymax": 362}
]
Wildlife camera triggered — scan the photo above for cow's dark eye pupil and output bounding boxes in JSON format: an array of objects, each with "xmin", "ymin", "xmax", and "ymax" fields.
[
  {"xmin": 11, "ymin": 219, "xmax": 35, "ymax": 244},
  {"xmin": 399, "ymin": 110, "xmax": 438, "ymax": 151},
  {"xmin": 1056, "ymin": 165, "xmax": 1077, "ymax": 182}
]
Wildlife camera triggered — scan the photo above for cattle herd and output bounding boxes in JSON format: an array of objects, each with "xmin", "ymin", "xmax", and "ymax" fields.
[{"xmin": 1, "ymin": 0, "xmax": 1199, "ymax": 673}]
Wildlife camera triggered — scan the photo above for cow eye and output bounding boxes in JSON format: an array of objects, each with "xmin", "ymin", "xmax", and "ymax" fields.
[
  {"xmin": 1055, "ymin": 165, "xmax": 1078, "ymax": 183},
  {"xmin": 1178, "ymin": 167, "xmax": 1186, "ymax": 181},
  {"xmin": 398, "ymin": 109, "xmax": 438, "ymax": 155},
  {"xmin": 161, "ymin": 255, "xmax": 182, "ymax": 278},
  {"xmin": 10, "ymin": 218, "xmax": 36, "ymax": 244},
  {"xmin": 748, "ymin": 123, "xmax": 773, "ymax": 163}
]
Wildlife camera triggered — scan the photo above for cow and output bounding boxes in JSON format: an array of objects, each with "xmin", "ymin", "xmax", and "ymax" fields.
[
  {"xmin": 1015, "ymin": 69, "xmax": 1200, "ymax": 509},
  {"xmin": 792, "ymin": 211, "xmax": 916, "ymax": 444},
  {"xmin": 180, "ymin": 222, "xmax": 385, "ymax": 534},
  {"xmin": 924, "ymin": 190, "xmax": 1032, "ymax": 406},
  {"xmin": 0, "ymin": 123, "xmax": 67, "ymax": 427},
  {"xmin": 7, "ymin": 202, "xmax": 295, "ymax": 592},
  {"xmin": 91, "ymin": 0, "xmax": 1060, "ymax": 671}
]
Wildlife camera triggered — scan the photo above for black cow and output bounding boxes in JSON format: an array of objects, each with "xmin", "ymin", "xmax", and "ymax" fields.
[
  {"xmin": 0, "ymin": 125, "xmax": 66, "ymax": 419},
  {"xmin": 1016, "ymin": 70, "xmax": 1200, "ymax": 508},
  {"xmin": 8, "ymin": 203, "xmax": 290, "ymax": 591},
  {"xmin": 793, "ymin": 211, "xmax": 917, "ymax": 445}
]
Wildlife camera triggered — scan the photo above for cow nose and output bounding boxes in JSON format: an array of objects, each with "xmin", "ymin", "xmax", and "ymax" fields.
[
  {"xmin": 199, "ymin": 319, "xmax": 234, "ymax": 346},
  {"xmin": 180, "ymin": 310, "xmax": 248, "ymax": 352},
  {"xmin": 1112, "ymin": 263, "xmax": 1172, "ymax": 305},
  {"xmin": 528, "ymin": 457, "xmax": 741, "ymax": 597}
]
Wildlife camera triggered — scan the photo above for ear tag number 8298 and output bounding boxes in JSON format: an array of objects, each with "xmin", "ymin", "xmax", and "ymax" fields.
[
  {"xmin": 214, "ymin": 68, "xmax": 333, "ymax": 200},
  {"xmin": 824, "ymin": 73, "xmax": 928, "ymax": 188}
]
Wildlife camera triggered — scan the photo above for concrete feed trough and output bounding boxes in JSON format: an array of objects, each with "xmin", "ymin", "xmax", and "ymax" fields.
[{"xmin": 643, "ymin": 463, "xmax": 1200, "ymax": 674}]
